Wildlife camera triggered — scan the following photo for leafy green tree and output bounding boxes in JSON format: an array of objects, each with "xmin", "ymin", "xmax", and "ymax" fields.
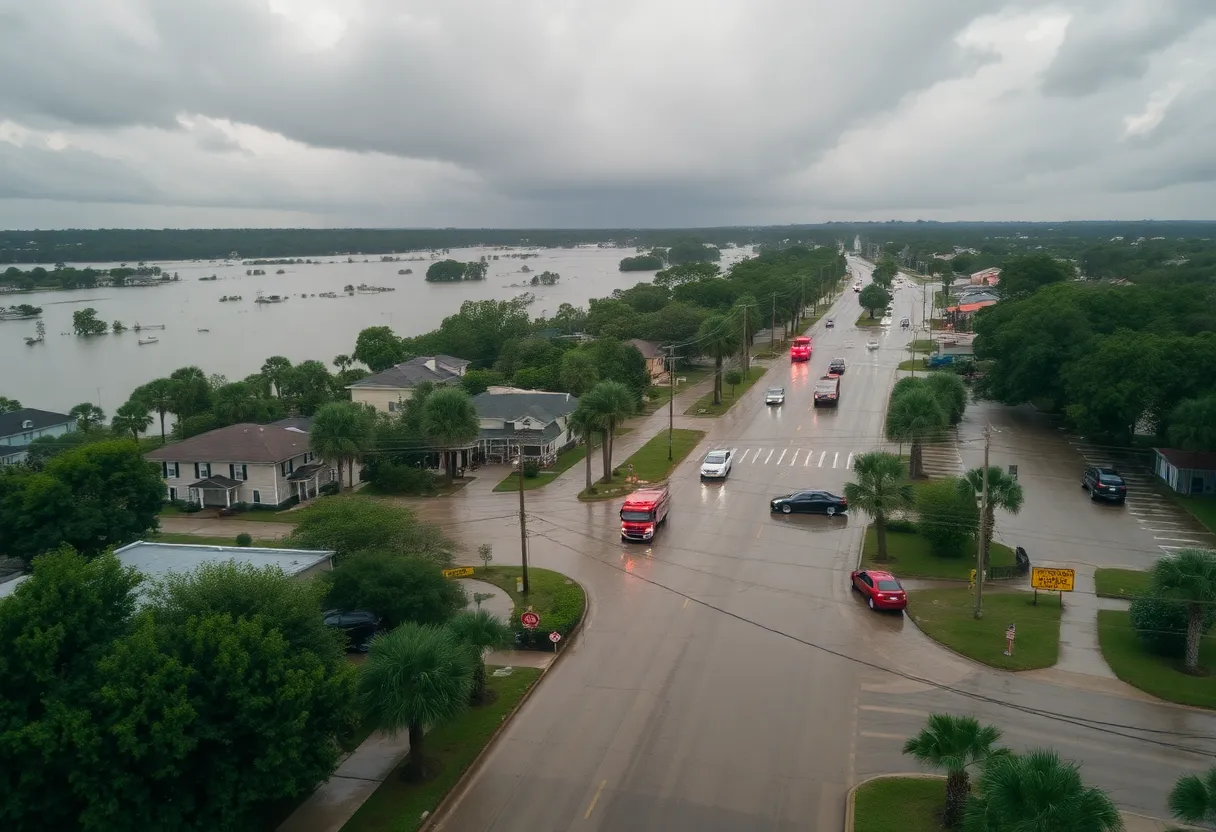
[
  {"xmin": 636, "ymin": 301, "xmax": 706, "ymax": 348},
  {"xmin": 210, "ymin": 380, "xmax": 284, "ymax": 425},
  {"xmin": 111, "ymin": 400, "xmax": 153, "ymax": 440},
  {"xmin": 1061, "ymin": 332, "xmax": 1160, "ymax": 442},
  {"xmin": 697, "ymin": 313, "xmax": 738, "ymax": 405},
  {"xmin": 653, "ymin": 261, "xmax": 719, "ymax": 288},
  {"xmin": 859, "ymin": 284, "xmax": 891, "ymax": 318},
  {"xmin": 358, "ymin": 623, "xmax": 476, "ymax": 779},
  {"xmin": 1167, "ymin": 394, "xmax": 1216, "ymax": 452},
  {"xmin": 613, "ymin": 281, "xmax": 671, "ymax": 314},
  {"xmin": 1129, "ymin": 594, "xmax": 1216, "ymax": 658},
  {"xmin": 425, "ymin": 259, "xmax": 468, "ymax": 281},
  {"xmin": 1168, "ymin": 766, "xmax": 1216, "ymax": 828},
  {"xmin": 559, "ymin": 350, "xmax": 600, "ymax": 396},
  {"xmin": 886, "ymin": 384, "xmax": 948, "ymax": 479},
  {"xmin": 460, "ymin": 368, "xmax": 506, "ymax": 396},
  {"xmin": 0, "ymin": 396, "xmax": 21, "ymax": 412},
  {"xmin": 353, "ymin": 326, "xmax": 408, "ymax": 372},
  {"xmin": 69, "ymin": 401, "xmax": 106, "ymax": 432},
  {"xmin": 917, "ymin": 477, "xmax": 979, "ymax": 558},
  {"xmin": 871, "ymin": 257, "xmax": 898, "ymax": 287},
  {"xmin": 962, "ymin": 749, "xmax": 1121, "ymax": 832},
  {"xmin": 569, "ymin": 403, "xmax": 603, "ymax": 492},
  {"xmin": 168, "ymin": 366, "xmax": 213, "ymax": 420},
  {"xmin": 324, "ymin": 551, "xmax": 467, "ymax": 630},
  {"xmin": 724, "ymin": 369, "xmax": 743, "ymax": 398},
  {"xmin": 72, "ymin": 307, "xmax": 107, "ymax": 335},
  {"xmin": 586, "ymin": 297, "xmax": 635, "ymax": 338},
  {"xmin": 310, "ymin": 401, "xmax": 373, "ymax": 490},
  {"xmin": 925, "ymin": 371, "xmax": 968, "ymax": 425},
  {"xmin": 844, "ymin": 452, "xmax": 914, "ymax": 563},
  {"xmin": 583, "ymin": 380, "xmax": 635, "ymax": 483},
  {"xmin": 619, "ymin": 254, "xmax": 665, "ymax": 271},
  {"xmin": 1150, "ymin": 549, "xmax": 1216, "ymax": 674},
  {"xmin": 958, "ymin": 467, "xmax": 1023, "ymax": 566},
  {"xmin": 284, "ymin": 358, "xmax": 336, "ymax": 415},
  {"xmin": 902, "ymin": 713, "xmax": 1003, "ymax": 829},
  {"xmin": 286, "ymin": 497, "xmax": 456, "ymax": 565},
  {"xmin": 422, "ymin": 387, "xmax": 480, "ymax": 479},
  {"xmin": 667, "ymin": 239, "xmax": 721, "ymax": 265},
  {"xmin": 447, "ymin": 609, "xmax": 515, "ymax": 704},
  {"xmin": 997, "ymin": 253, "xmax": 1073, "ymax": 300}
]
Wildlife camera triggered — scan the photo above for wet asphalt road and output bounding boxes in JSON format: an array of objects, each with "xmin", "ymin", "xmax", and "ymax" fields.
[{"xmin": 418, "ymin": 258, "xmax": 1216, "ymax": 830}]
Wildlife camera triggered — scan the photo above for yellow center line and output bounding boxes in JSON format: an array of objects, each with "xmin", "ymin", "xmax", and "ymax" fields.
[{"xmin": 584, "ymin": 779, "xmax": 607, "ymax": 819}]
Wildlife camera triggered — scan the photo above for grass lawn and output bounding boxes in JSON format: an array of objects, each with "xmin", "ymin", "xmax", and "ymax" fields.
[
  {"xmin": 684, "ymin": 366, "xmax": 768, "ymax": 416},
  {"xmin": 1097, "ymin": 610, "xmax": 1216, "ymax": 709},
  {"xmin": 492, "ymin": 429, "xmax": 634, "ymax": 493},
  {"xmin": 643, "ymin": 368, "xmax": 713, "ymax": 414},
  {"xmin": 929, "ymin": 319, "xmax": 947, "ymax": 331},
  {"xmin": 473, "ymin": 566, "xmax": 586, "ymax": 636},
  {"xmin": 861, "ymin": 527, "xmax": 1015, "ymax": 581},
  {"xmin": 906, "ymin": 338, "xmax": 935, "ymax": 353},
  {"xmin": 151, "ymin": 532, "xmax": 286, "ymax": 547},
  {"xmin": 897, "ymin": 359, "xmax": 933, "ymax": 371},
  {"xmin": 853, "ymin": 777, "xmax": 946, "ymax": 832},
  {"xmin": 358, "ymin": 479, "xmax": 471, "ymax": 499},
  {"xmin": 1178, "ymin": 495, "xmax": 1216, "ymax": 536},
  {"xmin": 855, "ymin": 314, "xmax": 884, "ymax": 327},
  {"xmin": 578, "ymin": 428, "xmax": 705, "ymax": 501},
  {"xmin": 340, "ymin": 667, "xmax": 543, "ymax": 832},
  {"xmin": 907, "ymin": 588, "xmax": 1062, "ymax": 671},
  {"xmin": 1094, "ymin": 567, "xmax": 1152, "ymax": 600}
]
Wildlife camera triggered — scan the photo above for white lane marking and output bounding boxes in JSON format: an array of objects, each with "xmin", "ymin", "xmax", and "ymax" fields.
[
  {"xmin": 765, "ymin": 449, "xmax": 774, "ymax": 464},
  {"xmin": 1154, "ymin": 537, "xmax": 1207, "ymax": 543},
  {"xmin": 777, "ymin": 449, "xmax": 787, "ymax": 465},
  {"xmin": 1150, "ymin": 529, "xmax": 1214, "ymax": 535},
  {"xmin": 818, "ymin": 451, "xmax": 826, "ymax": 468},
  {"xmin": 833, "ymin": 452, "xmax": 840, "ymax": 468},
  {"xmin": 790, "ymin": 450, "xmax": 799, "ymax": 466},
  {"xmin": 846, "ymin": 452, "xmax": 854, "ymax": 470},
  {"xmin": 805, "ymin": 450, "xmax": 813, "ymax": 466}
]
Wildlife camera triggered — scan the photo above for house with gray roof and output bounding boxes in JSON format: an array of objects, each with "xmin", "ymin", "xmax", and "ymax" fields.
[
  {"xmin": 472, "ymin": 388, "xmax": 580, "ymax": 466},
  {"xmin": 346, "ymin": 355, "xmax": 470, "ymax": 414},
  {"xmin": 0, "ymin": 407, "xmax": 76, "ymax": 465}
]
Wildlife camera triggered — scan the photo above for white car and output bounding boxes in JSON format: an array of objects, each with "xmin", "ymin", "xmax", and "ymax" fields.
[
  {"xmin": 765, "ymin": 387, "xmax": 786, "ymax": 405},
  {"xmin": 866, "ymin": 339, "xmax": 879, "ymax": 350},
  {"xmin": 880, "ymin": 316, "xmax": 892, "ymax": 326},
  {"xmin": 700, "ymin": 449, "xmax": 733, "ymax": 479}
]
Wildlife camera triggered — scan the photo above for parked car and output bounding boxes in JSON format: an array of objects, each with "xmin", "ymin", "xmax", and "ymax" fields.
[
  {"xmin": 770, "ymin": 490, "xmax": 848, "ymax": 516},
  {"xmin": 1082, "ymin": 466, "xmax": 1127, "ymax": 504},
  {"xmin": 850, "ymin": 569, "xmax": 908, "ymax": 611},
  {"xmin": 323, "ymin": 609, "xmax": 382, "ymax": 652},
  {"xmin": 766, "ymin": 386, "xmax": 786, "ymax": 405},
  {"xmin": 700, "ymin": 449, "xmax": 733, "ymax": 479},
  {"xmin": 829, "ymin": 357, "xmax": 846, "ymax": 374}
]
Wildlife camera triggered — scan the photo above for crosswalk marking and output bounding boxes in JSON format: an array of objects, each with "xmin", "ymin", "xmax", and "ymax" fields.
[{"xmin": 731, "ymin": 447, "xmax": 864, "ymax": 469}]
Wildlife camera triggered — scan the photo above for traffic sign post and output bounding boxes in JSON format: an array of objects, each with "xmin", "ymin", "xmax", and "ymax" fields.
[
  {"xmin": 1004, "ymin": 624, "xmax": 1015, "ymax": 657},
  {"xmin": 521, "ymin": 610, "xmax": 540, "ymax": 630},
  {"xmin": 549, "ymin": 631, "xmax": 562, "ymax": 653},
  {"xmin": 441, "ymin": 566, "xmax": 474, "ymax": 579},
  {"xmin": 1030, "ymin": 567, "xmax": 1075, "ymax": 607}
]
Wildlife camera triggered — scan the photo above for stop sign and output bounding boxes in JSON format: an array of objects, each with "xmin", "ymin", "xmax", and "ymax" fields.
[{"xmin": 521, "ymin": 611, "xmax": 540, "ymax": 630}]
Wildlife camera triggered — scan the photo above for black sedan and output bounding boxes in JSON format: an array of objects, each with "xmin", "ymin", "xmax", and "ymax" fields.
[
  {"xmin": 770, "ymin": 490, "xmax": 848, "ymax": 516},
  {"xmin": 323, "ymin": 609, "xmax": 382, "ymax": 652}
]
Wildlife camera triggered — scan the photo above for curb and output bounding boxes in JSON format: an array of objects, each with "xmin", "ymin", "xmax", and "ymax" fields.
[
  {"xmin": 844, "ymin": 773, "xmax": 943, "ymax": 830},
  {"xmin": 418, "ymin": 577, "xmax": 590, "ymax": 831}
]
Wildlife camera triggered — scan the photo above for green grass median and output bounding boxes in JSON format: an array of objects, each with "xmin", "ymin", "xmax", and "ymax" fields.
[
  {"xmin": 684, "ymin": 366, "xmax": 768, "ymax": 416},
  {"xmin": 861, "ymin": 527, "xmax": 1015, "ymax": 581},
  {"xmin": 854, "ymin": 776, "xmax": 945, "ymax": 832},
  {"xmin": 907, "ymin": 588, "xmax": 1061, "ymax": 671},
  {"xmin": 579, "ymin": 428, "xmax": 705, "ymax": 501},
  {"xmin": 1097, "ymin": 610, "xmax": 1216, "ymax": 709},
  {"xmin": 1093, "ymin": 567, "xmax": 1151, "ymax": 600}
]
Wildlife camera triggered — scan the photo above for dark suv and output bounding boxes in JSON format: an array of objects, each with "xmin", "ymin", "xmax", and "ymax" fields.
[
  {"xmin": 1082, "ymin": 467, "xmax": 1127, "ymax": 504},
  {"xmin": 323, "ymin": 609, "xmax": 382, "ymax": 652}
]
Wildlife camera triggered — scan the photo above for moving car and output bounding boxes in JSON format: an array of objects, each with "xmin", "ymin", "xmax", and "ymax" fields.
[
  {"xmin": 790, "ymin": 335, "xmax": 812, "ymax": 362},
  {"xmin": 900, "ymin": 317, "xmax": 910, "ymax": 329},
  {"xmin": 323, "ymin": 609, "xmax": 382, "ymax": 652},
  {"xmin": 1082, "ymin": 466, "xmax": 1128, "ymax": 504},
  {"xmin": 829, "ymin": 357, "xmax": 846, "ymax": 374},
  {"xmin": 770, "ymin": 490, "xmax": 848, "ymax": 516},
  {"xmin": 621, "ymin": 485, "xmax": 671, "ymax": 541},
  {"xmin": 813, "ymin": 374, "xmax": 841, "ymax": 407},
  {"xmin": 866, "ymin": 339, "xmax": 879, "ymax": 350},
  {"xmin": 850, "ymin": 570, "xmax": 908, "ymax": 611},
  {"xmin": 700, "ymin": 449, "xmax": 733, "ymax": 479},
  {"xmin": 766, "ymin": 386, "xmax": 786, "ymax": 405},
  {"xmin": 880, "ymin": 316, "xmax": 892, "ymax": 327},
  {"xmin": 825, "ymin": 318, "xmax": 835, "ymax": 328},
  {"xmin": 853, "ymin": 283, "xmax": 862, "ymax": 293}
]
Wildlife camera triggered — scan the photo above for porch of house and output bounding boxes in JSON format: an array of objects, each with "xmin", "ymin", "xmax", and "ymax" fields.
[
  {"xmin": 287, "ymin": 463, "xmax": 327, "ymax": 502},
  {"xmin": 186, "ymin": 475, "xmax": 242, "ymax": 508},
  {"xmin": 479, "ymin": 434, "xmax": 560, "ymax": 468}
]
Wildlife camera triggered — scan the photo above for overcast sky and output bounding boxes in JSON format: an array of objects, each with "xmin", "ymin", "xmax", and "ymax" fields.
[{"xmin": 1, "ymin": 0, "xmax": 1214, "ymax": 228}]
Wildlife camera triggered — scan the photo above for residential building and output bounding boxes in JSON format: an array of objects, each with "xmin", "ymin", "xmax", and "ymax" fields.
[
  {"xmin": 472, "ymin": 388, "xmax": 580, "ymax": 466},
  {"xmin": 347, "ymin": 355, "xmax": 471, "ymax": 413},
  {"xmin": 145, "ymin": 420, "xmax": 331, "ymax": 508},
  {"xmin": 628, "ymin": 339, "xmax": 668, "ymax": 382},
  {"xmin": 0, "ymin": 541, "xmax": 335, "ymax": 602},
  {"xmin": 969, "ymin": 267, "xmax": 1001, "ymax": 286},
  {"xmin": 1153, "ymin": 449, "xmax": 1216, "ymax": 496},
  {"xmin": 0, "ymin": 408, "xmax": 75, "ymax": 465}
]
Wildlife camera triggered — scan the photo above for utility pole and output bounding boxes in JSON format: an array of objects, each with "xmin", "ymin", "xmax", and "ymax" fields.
[
  {"xmin": 741, "ymin": 304, "xmax": 750, "ymax": 373},
  {"xmin": 666, "ymin": 345, "xmax": 675, "ymax": 461},
  {"xmin": 771, "ymin": 293, "xmax": 778, "ymax": 346},
  {"xmin": 973, "ymin": 424, "xmax": 991, "ymax": 619},
  {"xmin": 517, "ymin": 453, "xmax": 530, "ymax": 594},
  {"xmin": 800, "ymin": 275, "xmax": 806, "ymax": 328}
]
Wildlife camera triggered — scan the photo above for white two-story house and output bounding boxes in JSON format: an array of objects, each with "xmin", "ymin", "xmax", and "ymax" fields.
[
  {"xmin": 145, "ymin": 418, "xmax": 330, "ymax": 508},
  {"xmin": 0, "ymin": 408, "xmax": 75, "ymax": 465},
  {"xmin": 472, "ymin": 388, "xmax": 579, "ymax": 466},
  {"xmin": 347, "ymin": 355, "xmax": 470, "ymax": 413}
]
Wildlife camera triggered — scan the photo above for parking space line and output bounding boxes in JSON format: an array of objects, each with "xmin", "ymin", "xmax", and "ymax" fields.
[
  {"xmin": 765, "ymin": 449, "xmax": 774, "ymax": 464},
  {"xmin": 846, "ymin": 452, "xmax": 854, "ymax": 470},
  {"xmin": 777, "ymin": 449, "xmax": 787, "ymax": 465},
  {"xmin": 790, "ymin": 450, "xmax": 799, "ymax": 466},
  {"xmin": 818, "ymin": 451, "xmax": 826, "ymax": 467},
  {"xmin": 805, "ymin": 450, "xmax": 813, "ymax": 466},
  {"xmin": 833, "ymin": 452, "xmax": 840, "ymax": 468}
]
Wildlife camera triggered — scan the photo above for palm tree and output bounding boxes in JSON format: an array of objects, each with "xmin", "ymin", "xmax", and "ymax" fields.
[
  {"xmin": 421, "ymin": 387, "xmax": 480, "ymax": 479},
  {"xmin": 358, "ymin": 623, "xmax": 476, "ymax": 780},
  {"xmin": 332, "ymin": 353, "xmax": 353, "ymax": 373},
  {"xmin": 111, "ymin": 400, "xmax": 153, "ymax": 440},
  {"xmin": 310, "ymin": 401, "xmax": 373, "ymax": 490},
  {"xmin": 568, "ymin": 403, "xmax": 603, "ymax": 492},
  {"xmin": 260, "ymin": 355, "xmax": 293, "ymax": 398},
  {"xmin": 1151, "ymin": 548, "xmax": 1216, "ymax": 674},
  {"xmin": 885, "ymin": 386, "xmax": 948, "ymax": 479},
  {"xmin": 583, "ymin": 380, "xmax": 635, "ymax": 483},
  {"xmin": 1168, "ymin": 766, "xmax": 1216, "ymax": 827},
  {"xmin": 961, "ymin": 749, "xmax": 1122, "ymax": 832},
  {"xmin": 957, "ymin": 467, "xmax": 1024, "ymax": 567},
  {"xmin": 925, "ymin": 371, "xmax": 969, "ymax": 426},
  {"xmin": 902, "ymin": 713, "xmax": 1003, "ymax": 829},
  {"xmin": 168, "ymin": 365, "xmax": 212, "ymax": 420},
  {"xmin": 697, "ymin": 313, "xmax": 738, "ymax": 405},
  {"xmin": 844, "ymin": 452, "xmax": 914, "ymax": 563},
  {"xmin": 68, "ymin": 402, "xmax": 106, "ymax": 432},
  {"xmin": 446, "ymin": 609, "xmax": 514, "ymax": 705},
  {"xmin": 139, "ymin": 378, "xmax": 175, "ymax": 443}
]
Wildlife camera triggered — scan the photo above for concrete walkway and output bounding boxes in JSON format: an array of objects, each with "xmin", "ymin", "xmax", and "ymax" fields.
[{"xmin": 456, "ymin": 578, "xmax": 512, "ymax": 622}]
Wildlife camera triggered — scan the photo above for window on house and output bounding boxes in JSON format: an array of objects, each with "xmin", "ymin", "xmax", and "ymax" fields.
[
  {"xmin": 280, "ymin": 459, "xmax": 295, "ymax": 476},
  {"xmin": 252, "ymin": 490, "xmax": 261, "ymax": 504},
  {"xmin": 164, "ymin": 462, "xmax": 178, "ymax": 478},
  {"xmin": 388, "ymin": 401, "xmax": 397, "ymax": 413},
  {"xmin": 169, "ymin": 487, "xmax": 178, "ymax": 502},
  {"xmin": 198, "ymin": 462, "xmax": 211, "ymax": 478},
  {"xmin": 230, "ymin": 463, "xmax": 248, "ymax": 481}
]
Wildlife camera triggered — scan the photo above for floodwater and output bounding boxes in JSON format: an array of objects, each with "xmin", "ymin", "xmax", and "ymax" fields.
[{"xmin": 1, "ymin": 245, "xmax": 751, "ymax": 414}]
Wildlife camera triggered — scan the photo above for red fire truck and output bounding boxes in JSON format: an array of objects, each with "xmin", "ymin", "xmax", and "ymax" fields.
[{"xmin": 790, "ymin": 336, "xmax": 812, "ymax": 362}]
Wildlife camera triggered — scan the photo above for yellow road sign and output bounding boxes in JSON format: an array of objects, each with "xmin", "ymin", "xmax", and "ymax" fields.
[
  {"xmin": 442, "ymin": 566, "xmax": 475, "ymax": 579},
  {"xmin": 1030, "ymin": 567, "xmax": 1075, "ymax": 592}
]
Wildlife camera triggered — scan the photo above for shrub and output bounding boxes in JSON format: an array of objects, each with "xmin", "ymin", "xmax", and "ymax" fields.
[
  {"xmin": 522, "ymin": 460, "xmax": 541, "ymax": 479},
  {"xmin": 235, "ymin": 532, "xmax": 253, "ymax": 547},
  {"xmin": 886, "ymin": 518, "xmax": 918, "ymax": 534},
  {"xmin": 1129, "ymin": 594, "xmax": 1216, "ymax": 658},
  {"xmin": 183, "ymin": 502, "xmax": 202, "ymax": 514},
  {"xmin": 319, "ymin": 481, "xmax": 340, "ymax": 496},
  {"xmin": 515, "ymin": 579, "xmax": 586, "ymax": 649},
  {"xmin": 915, "ymin": 477, "xmax": 978, "ymax": 558},
  {"xmin": 367, "ymin": 462, "xmax": 437, "ymax": 494}
]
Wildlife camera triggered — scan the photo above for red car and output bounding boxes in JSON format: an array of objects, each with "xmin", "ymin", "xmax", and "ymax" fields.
[{"xmin": 850, "ymin": 569, "xmax": 907, "ymax": 611}]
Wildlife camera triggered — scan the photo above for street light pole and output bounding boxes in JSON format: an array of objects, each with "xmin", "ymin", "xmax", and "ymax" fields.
[
  {"xmin": 666, "ymin": 345, "xmax": 675, "ymax": 461},
  {"xmin": 517, "ymin": 454, "xmax": 530, "ymax": 595},
  {"xmin": 973, "ymin": 424, "xmax": 991, "ymax": 619}
]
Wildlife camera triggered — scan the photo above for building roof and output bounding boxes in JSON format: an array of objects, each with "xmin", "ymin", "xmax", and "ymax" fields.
[
  {"xmin": 472, "ymin": 390, "xmax": 579, "ymax": 425},
  {"xmin": 145, "ymin": 423, "xmax": 312, "ymax": 463},
  {"xmin": 1155, "ymin": 448, "xmax": 1216, "ymax": 471},
  {"xmin": 0, "ymin": 408, "xmax": 74, "ymax": 438},
  {"xmin": 0, "ymin": 575, "xmax": 29, "ymax": 599},
  {"xmin": 271, "ymin": 416, "xmax": 314, "ymax": 432},
  {"xmin": 947, "ymin": 300, "xmax": 998, "ymax": 314},
  {"xmin": 627, "ymin": 339, "xmax": 664, "ymax": 360},
  {"xmin": 189, "ymin": 475, "xmax": 241, "ymax": 490},
  {"xmin": 346, "ymin": 355, "xmax": 470, "ymax": 390}
]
